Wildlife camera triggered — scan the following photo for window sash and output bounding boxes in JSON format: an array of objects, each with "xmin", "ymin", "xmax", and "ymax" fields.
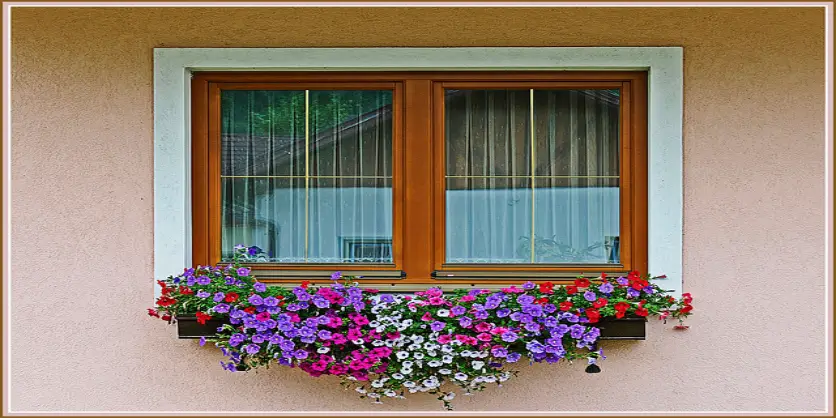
[{"xmin": 191, "ymin": 72, "xmax": 647, "ymax": 285}]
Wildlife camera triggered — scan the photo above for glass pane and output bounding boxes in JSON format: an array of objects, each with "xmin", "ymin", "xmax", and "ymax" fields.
[
  {"xmin": 446, "ymin": 178, "xmax": 532, "ymax": 264},
  {"xmin": 309, "ymin": 178, "xmax": 393, "ymax": 263},
  {"xmin": 221, "ymin": 178, "xmax": 306, "ymax": 262},
  {"xmin": 445, "ymin": 90, "xmax": 531, "ymax": 177},
  {"xmin": 220, "ymin": 89, "xmax": 393, "ymax": 263},
  {"xmin": 221, "ymin": 90, "xmax": 306, "ymax": 176},
  {"xmin": 444, "ymin": 88, "xmax": 621, "ymax": 265},
  {"xmin": 532, "ymin": 178, "xmax": 620, "ymax": 264},
  {"xmin": 310, "ymin": 90, "xmax": 393, "ymax": 177},
  {"xmin": 533, "ymin": 90, "xmax": 619, "ymax": 176}
]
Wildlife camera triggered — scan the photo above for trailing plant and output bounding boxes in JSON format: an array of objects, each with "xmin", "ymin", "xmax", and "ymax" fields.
[{"xmin": 149, "ymin": 245, "xmax": 693, "ymax": 410}]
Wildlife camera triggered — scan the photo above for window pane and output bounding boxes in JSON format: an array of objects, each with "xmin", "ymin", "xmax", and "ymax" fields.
[
  {"xmin": 444, "ymin": 88, "xmax": 620, "ymax": 265},
  {"xmin": 220, "ymin": 89, "xmax": 393, "ymax": 263}
]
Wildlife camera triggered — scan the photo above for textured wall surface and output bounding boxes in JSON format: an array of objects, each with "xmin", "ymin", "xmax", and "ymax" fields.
[{"xmin": 9, "ymin": 6, "xmax": 827, "ymax": 413}]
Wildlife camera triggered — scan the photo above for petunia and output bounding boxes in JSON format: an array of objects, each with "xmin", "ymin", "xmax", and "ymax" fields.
[
  {"xmin": 237, "ymin": 267, "xmax": 251, "ymax": 277},
  {"xmin": 599, "ymin": 282, "xmax": 615, "ymax": 293},
  {"xmin": 430, "ymin": 321, "xmax": 446, "ymax": 332},
  {"xmin": 244, "ymin": 344, "xmax": 260, "ymax": 354},
  {"xmin": 254, "ymin": 282, "xmax": 267, "ymax": 292},
  {"xmin": 583, "ymin": 291, "xmax": 597, "ymax": 302}
]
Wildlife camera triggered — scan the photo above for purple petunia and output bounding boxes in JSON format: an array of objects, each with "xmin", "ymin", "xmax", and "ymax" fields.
[
  {"xmin": 331, "ymin": 271, "xmax": 342, "ymax": 281},
  {"xmin": 196, "ymin": 290, "xmax": 211, "ymax": 298},
  {"xmin": 627, "ymin": 288, "xmax": 640, "ymax": 298},
  {"xmin": 264, "ymin": 296, "xmax": 279, "ymax": 307},
  {"xmin": 496, "ymin": 308, "xmax": 511, "ymax": 318},
  {"xmin": 213, "ymin": 292, "xmax": 225, "ymax": 302},
  {"xmin": 248, "ymin": 294, "xmax": 264, "ymax": 306},
  {"xmin": 569, "ymin": 324, "xmax": 585, "ymax": 339},
  {"xmin": 197, "ymin": 275, "xmax": 211, "ymax": 285},
  {"xmin": 522, "ymin": 281, "xmax": 536, "ymax": 290},
  {"xmin": 229, "ymin": 333, "xmax": 246, "ymax": 347},
  {"xmin": 430, "ymin": 321, "xmax": 446, "ymax": 332},
  {"xmin": 244, "ymin": 344, "xmax": 260, "ymax": 354},
  {"xmin": 237, "ymin": 267, "xmax": 251, "ymax": 277},
  {"xmin": 254, "ymin": 282, "xmax": 267, "ymax": 292},
  {"xmin": 293, "ymin": 349, "xmax": 309, "ymax": 359},
  {"xmin": 506, "ymin": 352, "xmax": 522, "ymax": 363},
  {"xmin": 516, "ymin": 294, "xmax": 535, "ymax": 305},
  {"xmin": 213, "ymin": 303, "xmax": 230, "ymax": 313},
  {"xmin": 501, "ymin": 331, "xmax": 519, "ymax": 343},
  {"xmin": 599, "ymin": 282, "xmax": 614, "ymax": 293},
  {"xmin": 491, "ymin": 346, "xmax": 508, "ymax": 357},
  {"xmin": 583, "ymin": 291, "xmax": 597, "ymax": 302},
  {"xmin": 451, "ymin": 305, "xmax": 466, "ymax": 316},
  {"xmin": 616, "ymin": 276, "xmax": 629, "ymax": 286},
  {"xmin": 459, "ymin": 316, "xmax": 473, "ymax": 328}
]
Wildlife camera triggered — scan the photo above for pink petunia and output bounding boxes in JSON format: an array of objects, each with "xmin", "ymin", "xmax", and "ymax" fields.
[
  {"xmin": 256, "ymin": 312, "xmax": 271, "ymax": 322},
  {"xmin": 460, "ymin": 295, "xmax": 475, "ymax": 302},
  {"xmin": 475, "ymin": 322, "xmax": 494, "ymax": 332},
  {"xmin": 437, "ymin": 334, "xmax": 453, "ymax": 344},
  {"xmin": 476, "ymin": 332, "xmax": 493, "ymax": 342},
  {"xmin": 490, "ymin": 326, "xmax": 509, "ymax": 335},
  {"xmin": 421, "ymin": 312, "xmax": 434, "ymax": 322},
  {"xmin": 331, "ymin": 333, "xmax": 347, "ymax": 345},
  {"xmin": 428, "ymin": 297, "xmax": 445, "ymax": 306}
]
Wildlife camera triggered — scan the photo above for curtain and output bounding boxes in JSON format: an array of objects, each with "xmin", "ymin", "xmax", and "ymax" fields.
[
  {"xmin": 444, "ymin": 89, "xmax": 620, "ymax": 264},
  {"xmin": 220, "ymin": 90, "xmax": 393, "ymax": 263}
]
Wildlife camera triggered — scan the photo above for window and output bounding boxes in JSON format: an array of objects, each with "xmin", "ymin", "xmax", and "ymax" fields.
[{"xmin": 191, "ymin": 72, "xmax": 647, "ymax": 285}]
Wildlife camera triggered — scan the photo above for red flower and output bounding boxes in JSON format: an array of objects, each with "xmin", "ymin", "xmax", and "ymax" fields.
[
  {"xmin": 157, "ymin": 296, "xmax": 177, "ymax": 307},
  {"xmin": 224, "ymin": 292, "xmax": 239, "ymax": 303},
  {"xmin": 363, "ymin": 288, "xmax": 379, "ymax": 293},
  {"xmin": 628, "ymin": 270, "xmax": 640, "ymax": 280},
  {"xmin": 178, "ymin": 286, "xmax": 194, "ymax": 295},
  {"xmin": 161, "ymin": 287, "xmax": 173, "ymax": 295},
  {"xmin": 673, "ymin": 324, "xmax": 690, "ymax": 330},
  {"xmin": 244, "ymin": 306, "xmax": 257, "ymax": 314},
  {"xmin": 592, "ymin": 298, "xmax": 607, "ymax": 309},
  {"xmin": 559, "ymin": 301, "xmax": 573, "ymax": 311},
  {"xmin": 161, "ymin": 314, "xmax": 172, "ymax": 321},
  {"xmin": 574, "ymin": 278, "xmax": 591, "ymax": 288},
  {"xmin": 539, "ymin": 282, "xmax": 555, "ymax": 294},
  {"xmin": 600, "ymin": 273, "xmax": 607, "ymax": 279},
  {"xmin": 638, "ymin": 300, "xmax": 647, "ymax": 307},
  {"xmin": 156, "ymin": 280, "xmax": 168, "ymax": 290},
  {"xmin": 565, "ymin": 285, "xmax": 578, "ymax": 295},
  {"xmin": 585, "ymin": 308, "xmax": 600, "ymax": 323},
  {"xmin": 682, "ymin": 293, "xmax": 693, "ymax": 304},
  {"xmin": 635, "ymin": 307, "xmax": 649, "ymax": 317},
  {"xmin": 679, "ymin": 305, "xmax": 693, "ymax": 314},
  {"xmin": 195, "ymin": 311, "xmax": 212, "ymax": 325},
  {"xmin": 147, "ymin": 308, "xmax": 160, "ymax": 318},
  {"xmin": 615, "ymin": 311, "xmax": 626, "ymax": 319},
  {"xmin": 535, "ymin": 297, "xmax": 549, "ymax": 305},
  {"xmin": 301, "ymin": 280, "xmax": 311, "ymax": 289},
  {"xmin": 614, "ymin": 301, "xmax": 630, "ymax": 312},
  {"xmin": 667, "ymin": 296, "xmax": 676, "ymax": 303}
]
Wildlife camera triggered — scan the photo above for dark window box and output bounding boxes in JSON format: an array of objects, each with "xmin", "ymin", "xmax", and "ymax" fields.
[
  {"xmin": 175, "ymin": 316, "xmax": 228, "ymax": 339},
  {"xmin": 175, "ymin": 315, "xmax": 646, "ymax": 340},
  {"xmin": 596, "ymin": 316, "xmax": 647, "ymax": 340}
]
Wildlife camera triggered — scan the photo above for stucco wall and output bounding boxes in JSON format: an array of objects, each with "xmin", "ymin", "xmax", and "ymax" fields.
[{"xmin": 8, "ymin": 6, "xmax": 827, "ymax": 413}]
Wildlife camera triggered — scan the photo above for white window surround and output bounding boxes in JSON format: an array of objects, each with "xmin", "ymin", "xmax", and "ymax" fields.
[{"xmin": 153, "ymin": 47, "xmax": 683, "ymax": 296}]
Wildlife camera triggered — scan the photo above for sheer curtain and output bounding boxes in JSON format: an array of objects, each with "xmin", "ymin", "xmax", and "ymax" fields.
[
  {"xmin": 220, "ymin": 90, "xmax": 393, "ymax": 263},
  {"xmin": 445, "ymin": 89, "xmax": 620, "ymax": 264}
]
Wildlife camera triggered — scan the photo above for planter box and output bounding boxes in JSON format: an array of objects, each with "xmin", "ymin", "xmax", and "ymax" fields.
[
  {"xmin": 175, "ymin": 316, "xmax": 646, "ymax": 340},
  {"xmin": 596, "ymin": 316, "xmax": 646, "ymax": 340},
  {"xmin": 176, "ymin": 316, "xmax": 228, "ymax": 339}
]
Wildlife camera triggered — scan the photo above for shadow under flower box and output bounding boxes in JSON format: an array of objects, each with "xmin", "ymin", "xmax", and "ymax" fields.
[{"xmin": 175, "ymin": 316, "xmax": 647, "ymax": 340}]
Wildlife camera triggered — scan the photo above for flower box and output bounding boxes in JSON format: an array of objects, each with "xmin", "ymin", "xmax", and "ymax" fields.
[
  {"xmin": 596, "ymin": 316, "xmax": 647, "ymax": 340},
  {"xmin": 175, "ymin": 316, "xmax": 227, "ymax": 339},
  {"xmin": 175, "ymin": 316, "xmax": 647, "ymax": 340}
]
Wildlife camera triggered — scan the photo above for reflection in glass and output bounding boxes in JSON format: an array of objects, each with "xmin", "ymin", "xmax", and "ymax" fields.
[
  {"xmin": 445, "ymin": 89, "xmax": 621, "ymax": 264},
  {"xmin": 220, "ymin": 90, "xmax": 393, "ymax": 262}
]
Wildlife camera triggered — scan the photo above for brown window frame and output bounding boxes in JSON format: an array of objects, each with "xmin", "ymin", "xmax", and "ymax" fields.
[{"xmin": 191, "ymin": 71, "xmax": 647, "ymax": 286}]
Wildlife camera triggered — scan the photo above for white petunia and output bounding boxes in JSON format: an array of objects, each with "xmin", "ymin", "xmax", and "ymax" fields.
[
  {"xmin": 371, "ymin": 380, "xmax": 384, "ymax": 388},
  {"xmin": 427, "ymin": 350, "xmax": 438, "ymax": 357},
  {"xmin": 461, "ymin": 350, "xmax": 472, "ymax": 357},
  {"xmin": 369, "ymin": 320, "xmax": 380, "ymax": 328},
  {"xmin": 441, "ymin": 345, "xmax": 453, "ymax": 353},
  {"xmin": 454, "ymin": 372, "xmax": 469, "ymax": 381},
  {"xmin": 499, "ymin": 372, "xmax": 511, "ymax": 382},
  {"xmin": 384, "ymin": 390, "xmax": 397, "ymax": 397},
  {"xmin": 472, "ymin": 361, "xmax": 485, "ymax": 370},
  {"xmin": 483, "ymin": 376, "xmax": 497, "ymax": 383},
  {"xmin": 408, "ymin": 343, "xmax": 422, "ymax": 351},
  {"xmin": 413, "ymin": 352, "xmax": 425, "ymax": 360},
  {"xmin": 400, "ymin": 367, "xmax": 413, "ymax": 375},
  {"xmin": 392, "ymin": 373, "xmax": 404, "ymax": 380},
  {"xmin": 402, "ymin": 360, "xmax": 414, "ymax": 368},
  {"xmin": 410, "ymin": 335, "xmax": 425, "ymax": 344},
  {"xmin": 427, "ymin": 360, "xmax": 443, "ymax": 367},
  {"xmin": 436, "ymin": 309, "xmax": 450, "ymax": 317},
  {"xmin": 443, "ymin": 392, "xmax": 456, "ymax": 401},
  {"xmin": 442, "ymin": 355, "xmax": 454, "ymax": 363},
  {"xmin": 403, "ymin": 381, "xmax": 416, "ymax": 388},
  {"xmin": 396, "ymin": 351, "xmax": 410, "ymax": 360},
  {"xmin": 372, "ymin": 340, "xmax": 385, "ymax": 347},
  {"xmin": 438, "ymin": 368, "xmax": 452, "ymax": 375},
  {"xmin": 352, "ymin": 339, "xmax": 365, "ymax": 345},
  {"xmin": 356, "ymin": 387, "xmax": 367, "ymax": 394},
  {"xmin": 317, "ymin": 347, "xmax": 330, "ymax": 354}
]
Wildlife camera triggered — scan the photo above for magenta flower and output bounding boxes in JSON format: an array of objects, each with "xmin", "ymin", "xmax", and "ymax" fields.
[{"xmin": 421, "ymin": 312, "xmax": 434, "ymax": 322}]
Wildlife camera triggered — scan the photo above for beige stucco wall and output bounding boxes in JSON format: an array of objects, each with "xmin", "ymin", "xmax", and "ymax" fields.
[{"xmin": 9, "ymin": 6, "xmax": 827, "ymax": 413}]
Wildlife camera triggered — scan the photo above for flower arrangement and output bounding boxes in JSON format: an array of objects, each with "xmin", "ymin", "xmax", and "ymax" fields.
[{"xmin": 149, "ymin": 245, "xmax": 693, "ymax": 410}]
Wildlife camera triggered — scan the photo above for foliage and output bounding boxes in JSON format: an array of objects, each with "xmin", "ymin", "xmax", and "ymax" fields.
[{"xmin": 149, "ymin": 245, "xmax": 693, "ymax": 410}]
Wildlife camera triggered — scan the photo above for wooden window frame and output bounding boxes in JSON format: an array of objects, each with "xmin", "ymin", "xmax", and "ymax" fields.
[{"xmin": 191, "ymin": 71, "xmax": 647, "ymax": 286}]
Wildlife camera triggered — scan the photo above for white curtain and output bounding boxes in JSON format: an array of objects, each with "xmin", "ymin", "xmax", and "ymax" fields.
[{"xmin": 444, "ymin": 89, "xmax": 621, "ymax": 264}]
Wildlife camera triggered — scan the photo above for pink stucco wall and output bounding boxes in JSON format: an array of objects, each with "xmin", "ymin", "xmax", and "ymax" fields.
[{"xmin": 8, "ymin": 6, "xmax": 828, "ymax": 413}]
